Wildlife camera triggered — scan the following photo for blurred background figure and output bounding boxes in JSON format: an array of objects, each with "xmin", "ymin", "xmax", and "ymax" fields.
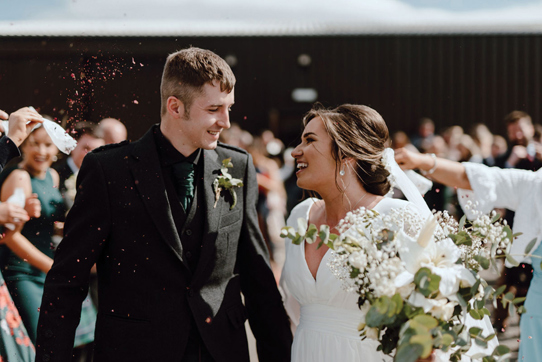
[
  {"xmin": 496, "ymin": 110, "xmax": 539, "ymax": 169},
  {"xmin": 54, "ymin": 122, "xmax": 104, "ymax": 210},
  {"xmin": 441, "ymin": 125, "xmax": 464, "ymax": 161},
  {"xmin": 246, "ymin": 135, "xmax": 287, "ymax": 279},
  {"xmin": 391, "ymin": 131, "xmax": 417, "ymax": 152},
  {"xmin": 485, "ymin": 134, "xmax": 508, "ymax": 167},
  {"xmin": 97, "ymin": 117, "xmax": 128, "ymax": 145},
  {"xmin": 470, "ymin": 123, "xmax": 494, "ymax": 161},
  {"xmin": 410, "ymin": 117, "xmax": 435, "ymax": 152}
]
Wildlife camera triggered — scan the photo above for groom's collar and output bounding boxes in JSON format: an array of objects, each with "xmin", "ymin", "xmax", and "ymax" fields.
[{"xmin": 152, "ymin": 126, "xmax": 201, "ymax": 167}]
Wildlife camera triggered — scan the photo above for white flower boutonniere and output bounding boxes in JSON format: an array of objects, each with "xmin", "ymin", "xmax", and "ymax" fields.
[{"xmin": 213, "ymin": 158, "xmax": 243, "ymax": 209}]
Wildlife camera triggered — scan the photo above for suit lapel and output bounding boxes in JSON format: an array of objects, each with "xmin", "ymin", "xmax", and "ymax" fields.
[
  {"xmin": 194, "ymin": 149, "xmax": 224, "ymax": 277},
  {"xmin": 129, "ymin": 127, "xmax": 191, "ymax": 274}
]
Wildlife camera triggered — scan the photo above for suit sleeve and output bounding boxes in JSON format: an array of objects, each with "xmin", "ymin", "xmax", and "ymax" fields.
[
  {"xmin": 238, "ymin": 153, "xmax": 293, "ymax": 362},
  {"xmin": 0, "ymin": 135, "xmax": 20, "ymax": 172},
  {"xmin": 36, "ymin": 152, "xmax": 112, "ymax": 361}
]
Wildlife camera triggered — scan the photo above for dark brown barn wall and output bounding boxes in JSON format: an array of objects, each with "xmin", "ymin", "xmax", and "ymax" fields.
[{"xmin": 1, "ymin": 35, "xmax": 541, "ymax": 146}]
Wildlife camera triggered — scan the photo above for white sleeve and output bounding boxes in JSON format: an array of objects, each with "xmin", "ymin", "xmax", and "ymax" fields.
[{"xmin": 458, "ymin": 162, "xmax": 536, "ymax": 219}]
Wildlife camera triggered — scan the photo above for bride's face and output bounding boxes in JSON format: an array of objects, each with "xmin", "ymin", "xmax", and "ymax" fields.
[{"xmin": 291, "ymin": 116, "xmax": 337, "ymax": 192}]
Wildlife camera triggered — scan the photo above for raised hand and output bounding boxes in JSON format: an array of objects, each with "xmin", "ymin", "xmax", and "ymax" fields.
[
  {"xmin": 0, "ymin": 202, "xmax": 29, "ymax": 226},
  {"xmin": 7, "ymin": 107, "xmax": 44, "ymax": 147},
  {"xmin": 394, "ymin": 147, "xmax": 427, "ymax": 171},
  {"xmin": 25, "ymin": 193, "xmax": 41, "ymax": 219}
]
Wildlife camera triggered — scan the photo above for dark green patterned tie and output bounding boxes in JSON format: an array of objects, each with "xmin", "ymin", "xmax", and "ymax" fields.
[{"xmin": 172, "ymin": 161, "xmax": 195, "ymax": 212}]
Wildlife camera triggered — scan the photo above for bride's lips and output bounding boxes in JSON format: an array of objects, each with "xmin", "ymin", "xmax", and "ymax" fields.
[{"xmin": 296, "ymin": 162, "xmax": 308, "ymax": 174}]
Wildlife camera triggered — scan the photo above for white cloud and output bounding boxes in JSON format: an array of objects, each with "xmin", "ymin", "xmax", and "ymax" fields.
[{"xmin": 2, "ymin": 0, "xmax": 542, "ymax": 35}]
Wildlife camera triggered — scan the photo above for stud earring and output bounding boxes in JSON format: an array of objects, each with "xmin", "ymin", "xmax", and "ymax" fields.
[{"xmin": 340, "ymin": 168, "xmax": 345, "ymax": 176}]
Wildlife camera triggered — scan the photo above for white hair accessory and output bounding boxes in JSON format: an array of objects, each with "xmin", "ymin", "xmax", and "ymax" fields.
[{"xmin": 381, "ymin": 148, "xmax": 432, "ymax": 220}]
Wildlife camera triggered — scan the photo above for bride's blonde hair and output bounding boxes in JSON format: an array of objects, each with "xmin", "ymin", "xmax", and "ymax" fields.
[{"xmin": 303, "ymin": 103, "xmax": 391, "ymax": 196}]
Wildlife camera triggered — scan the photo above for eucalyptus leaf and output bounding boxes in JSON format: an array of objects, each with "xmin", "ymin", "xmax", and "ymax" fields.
[
  {"xmin": 395, "ymin": 343, "xmax": 423, "ymax": 362},
  {"xmin": 413, "ymin": 314, "xmax": 438, "ymax": 329},
  {"xmin": 491, "ymin": 345, "xmax": 511, "ymax": 357},
  {"xmin": 513, "ymin": 297, "xmax": 526, "ymax": 305},
  {"xmin": 505, "ymin": 254, "xmax": 519, "ymax": 267},
  {"xmin": 524, "ymin": 237, "xmax": 538, "ymax": 255},
  {"xmin": 469, "ymin": 309, "xmax": 482, "ymax": 320},
  {"xmin": 409, "ymin": 335, "xmax": 434, "ymax": 359},
  {"xmin": 494, "ymin": 285, "xmax": 507, "ymax": 296},
  {"xmin": 474, "ymin": 254, "xmax": 490, "ymax": 270}
]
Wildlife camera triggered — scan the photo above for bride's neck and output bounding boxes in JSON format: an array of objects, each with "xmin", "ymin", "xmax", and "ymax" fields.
[{"xmin": 319, "ymin": 186, "xmax": 373, "ymax": 227}]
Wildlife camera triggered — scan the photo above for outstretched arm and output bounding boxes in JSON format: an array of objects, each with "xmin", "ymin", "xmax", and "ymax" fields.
[{"xmin": 394, "ymin": 147, "xmax": 472, "ymax": 190}]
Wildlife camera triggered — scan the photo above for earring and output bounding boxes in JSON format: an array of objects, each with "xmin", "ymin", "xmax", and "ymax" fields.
[
  {"xmin": 52, "ymin": 155, "xmax": 58, "ymax": 162},
  {"xmin": 340, "ymin": 167, "xmax": 345, "ymax": 176}
]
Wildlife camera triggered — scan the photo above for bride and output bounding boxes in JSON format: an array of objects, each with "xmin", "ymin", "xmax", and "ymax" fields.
[
  {"xmin": 280, "ymin": 104, "xmax": 497, "ymax": 362},
  {"xmin": 280, "ymin": 104, "xmax": 421, "ymax": 361}
]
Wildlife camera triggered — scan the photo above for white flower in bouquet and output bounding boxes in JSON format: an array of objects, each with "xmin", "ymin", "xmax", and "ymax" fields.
[
  {"xmin": 395, "ymin": 217, "xmax": 476, "ymax": 300},
  {"xmin": 281, "ymin": 203, "xmax": 520, "ymax": 361}
]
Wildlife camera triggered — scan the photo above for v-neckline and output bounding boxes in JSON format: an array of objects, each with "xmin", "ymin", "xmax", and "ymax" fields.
[
  {"xmin": 302, "ymin": 199, "xmax": 330, "ymax": 282},
  {"xmin": 302, "ymin": 239, "xmax": 330, "ymax": 283},
  {"xmin": 300, "ymin": 197, "xmax": 388, "ymax": 283}
]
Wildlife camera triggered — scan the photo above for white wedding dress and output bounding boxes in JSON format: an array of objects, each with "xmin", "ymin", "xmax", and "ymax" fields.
[
  {"xmin": 281, "ymin": 196, "xmax": 499, "ymax": 362},
  {"xmin": 280, "ymin": 197, "xmax": 413, "ymax": 362}
]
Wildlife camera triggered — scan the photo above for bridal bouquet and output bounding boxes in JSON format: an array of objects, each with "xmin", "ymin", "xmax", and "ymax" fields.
[{"xmin": 281, "ymin": 203, "xmax": 523, "ymax": 362}]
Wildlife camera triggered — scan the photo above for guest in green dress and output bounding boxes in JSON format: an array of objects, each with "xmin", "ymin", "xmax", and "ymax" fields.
[
  {"xmin": 0, "ymin": 105, "xmax": 45, "ymax": 362},
  {"xmin": 0, "ymin": 125, "xmax": 64, "ymax": 344},
  {"xmin": 0, "ymin": 125, "xmax": 99, "ymax": 359}
]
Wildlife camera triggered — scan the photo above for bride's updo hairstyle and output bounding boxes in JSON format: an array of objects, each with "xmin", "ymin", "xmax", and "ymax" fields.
[{"xmin": 303, "ymin": 104, "xmax": 392, "ymax": 196}]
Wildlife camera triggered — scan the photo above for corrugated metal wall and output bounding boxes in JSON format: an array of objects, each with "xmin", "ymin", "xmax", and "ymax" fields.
[{"xmin": 1, "ymin": 35, "xmax": 541, "ymax": 145}]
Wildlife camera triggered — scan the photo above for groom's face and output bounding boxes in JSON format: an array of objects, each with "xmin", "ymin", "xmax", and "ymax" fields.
[{"xmin": 177, "ymin": 81, "xmax": 234, "ymax": 152}]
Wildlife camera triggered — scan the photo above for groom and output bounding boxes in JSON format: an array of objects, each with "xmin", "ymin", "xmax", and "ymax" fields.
[{"xmin": 35, "ymin": 47, "xmax": 292, "ymax": 362}]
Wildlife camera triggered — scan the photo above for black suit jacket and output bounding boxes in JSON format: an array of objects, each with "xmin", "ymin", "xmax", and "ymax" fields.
[
  {"xmin": 0, "ymin": 135, "xmax": 20, "ymax": 173},
  {"xmin": 36, "ymin": 126, "xmax": 292, "ymax": 362}
]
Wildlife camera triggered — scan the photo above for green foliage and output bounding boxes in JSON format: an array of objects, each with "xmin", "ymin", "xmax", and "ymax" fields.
[
  {"xmin": 213, "ymin": 158, "xmax": 243, "ymax": 209},
  {"xmin": 449, "ymin": 230, "xmax": 473, "ymax": 246},
  {"xmin": 414, "ymin": 268, "xmax": 441, "ymax": 298}
]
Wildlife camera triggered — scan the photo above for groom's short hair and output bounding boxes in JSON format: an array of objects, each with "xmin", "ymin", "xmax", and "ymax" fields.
[{"xmin": 160, "ymin": 47, "xmax": 236, "ymax": 118}]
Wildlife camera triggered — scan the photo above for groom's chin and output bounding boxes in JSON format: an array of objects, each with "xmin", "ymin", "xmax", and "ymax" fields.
[{"xmin": 203, "ymin": 142, "xmax": 218, "ymax": 150}]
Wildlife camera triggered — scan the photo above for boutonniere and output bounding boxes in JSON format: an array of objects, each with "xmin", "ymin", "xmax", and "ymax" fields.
[{"xmin": 213, "ymin": 158, "xmax": 244, "ymax": 209}]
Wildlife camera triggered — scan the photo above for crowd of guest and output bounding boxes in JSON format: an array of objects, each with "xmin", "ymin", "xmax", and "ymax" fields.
[
  {"xmin": 0, "ymin": 108, "xmax": 127, "ymax": 362},
  {"xmin": 0, "ymin": 105, "xmax": 537, "ymax": 360}
]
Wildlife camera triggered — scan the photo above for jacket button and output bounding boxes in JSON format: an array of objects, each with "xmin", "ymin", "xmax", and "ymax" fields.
[
  {"xmin": 186, "ymin": 251, "xmax": 192, "ymax": 259},
  {"xmin": 205, "ymin": 317, "xmax": 212, "ymax": 324},
  {"xmin": 44, "ymin": 329, "xmax": 54, "ymax": 338},
  {"xmin": 42, "ymin": 354, "xmax": 51, "ymax": 362},
  {"xmin": 188, "ymin": 290, "xmax": 193, "ymax": 297},
  {"xmin": 185, "ymin": 229, "xmax": 192, "ymax": 236}
]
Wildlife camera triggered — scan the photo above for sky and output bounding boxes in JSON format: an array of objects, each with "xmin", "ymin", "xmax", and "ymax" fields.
[{"xmin": 1, "ymin": 0, "xmax": 542, "ymax": 35}]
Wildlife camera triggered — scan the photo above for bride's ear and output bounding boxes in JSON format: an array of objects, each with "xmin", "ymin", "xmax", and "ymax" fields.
[{"xmin": 342, "ymin": 157, "xmax": 356, "ymax": 168}]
